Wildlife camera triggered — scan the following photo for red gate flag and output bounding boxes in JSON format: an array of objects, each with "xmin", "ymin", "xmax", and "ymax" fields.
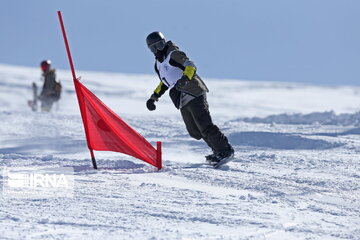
[
  {"xmin": 74, "ymin": 78, "xmax": 162, "ymax": 169},
  {"xmin": 58, "ymin": 11, "xmax": 162, "ymax": 170}
]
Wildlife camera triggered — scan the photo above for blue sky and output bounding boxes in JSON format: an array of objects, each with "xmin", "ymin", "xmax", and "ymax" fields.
[{"xmin": 0, "ymin": 0, "xmax": 359, "ymax": 85}]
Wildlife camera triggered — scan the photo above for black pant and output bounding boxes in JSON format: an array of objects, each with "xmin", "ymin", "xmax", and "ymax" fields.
[{"xmin": 180, "ymin": 95, "xmax": 229, "ymax": 152}]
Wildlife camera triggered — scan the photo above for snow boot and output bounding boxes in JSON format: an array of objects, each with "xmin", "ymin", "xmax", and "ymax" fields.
[
  {"xmin": 205, "ymin": 148, "xmax": 218, "ymax": 163},
  {"xmin": 205, "ymin": 154, "xmax": 217, "ymax": 164},
  {"xmin": 210, "ymin": 145, "xmax": 235, "ymax": 167}
]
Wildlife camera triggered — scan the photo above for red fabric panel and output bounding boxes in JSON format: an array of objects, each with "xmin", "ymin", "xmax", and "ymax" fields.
[{"xmin": 74, "ymin": 78, "xmax": 160, "ymax": 168}]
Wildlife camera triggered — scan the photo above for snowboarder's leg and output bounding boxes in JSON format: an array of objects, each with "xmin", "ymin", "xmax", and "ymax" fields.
[
  {"xmin": 202, "ymin": 137, "xmax": 217, "ymax": 161},
  {"xmin": 40, "ymin": 99, "xmax": 54, "ymax": 112},
  {"xmin": 203, "ymin": 125, "xmax": 234, "ymax": 165},
  {"xmin": 188, "ymin": 95, "xmax": 229, "ymax": 150},
  {"xmin": 184, "ymin": 95, "xmax": 234, "ymax": 162},
  {"xmin": 180, "ymin": 106, "xmax": 202, "ymax": 140},
  {"xmin": 181, "ymin": 101, "xmax": 219, "ymax": 162}
]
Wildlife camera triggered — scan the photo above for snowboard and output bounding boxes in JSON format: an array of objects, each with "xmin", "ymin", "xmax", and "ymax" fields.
[
  {"xmin": 169, "ymin": 155, "xmax": 235, "ymax": 169},
  {"xmin": 27, "ymin": 82, "xmax": 38, "ymax": 111},
  {"xmin": 203, "ymin": 155, "xmax": 235, "ymax": 169},
  {"xmin": 212, "ymin": 156, "xmax": 235, "ymax": 169}
]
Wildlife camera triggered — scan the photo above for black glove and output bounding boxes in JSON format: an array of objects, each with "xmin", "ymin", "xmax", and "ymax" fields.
[
  {"xmin": 176, "ymin": 75, "xmax": 189, "ymax": 90},
  {"xmin": 146, "ymin": 93, "xmax": 160, "ymax": 111},
  {"xmin": 146, "ymin": 98, "xmax": 156, "ymax": 111}
]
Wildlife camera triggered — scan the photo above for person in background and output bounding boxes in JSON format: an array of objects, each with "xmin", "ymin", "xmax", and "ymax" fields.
[
  {"xmin": 145, "ymin": 32, "xmax": 234, "ymax": 166},
  {"xmin": 38, "ymin": 60, "xmax": 61, "ymax": 112}
]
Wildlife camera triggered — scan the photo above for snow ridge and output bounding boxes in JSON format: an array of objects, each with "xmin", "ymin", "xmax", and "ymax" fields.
[{"xmin": 241, "ymin": 111, "xmax": 360, "ymax": 126}]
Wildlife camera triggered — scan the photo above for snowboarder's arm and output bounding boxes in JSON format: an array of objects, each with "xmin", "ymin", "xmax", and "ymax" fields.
[
  {"xmin": 152, "ymin": 62, "xmax": 169, "ymax": 100},
  {"xmin": 147, "ymin": 81, "xmax": 168, "ymax": 111},
  {"xmin": 151, "ymin": 81, "xmax": 168, "ymax": 101},
  {"xmin": 170, "ymin": 51, "xmax": 196, "ymax": 80}
]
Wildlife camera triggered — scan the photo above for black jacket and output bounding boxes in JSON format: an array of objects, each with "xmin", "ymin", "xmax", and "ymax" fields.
[
  {"xmin": 40, "ymin": 69, "xmax": 57, "ymax": 98},
  {"xmin": 153, "ymin": 41, "xmax": 209, "ymax": 109}
]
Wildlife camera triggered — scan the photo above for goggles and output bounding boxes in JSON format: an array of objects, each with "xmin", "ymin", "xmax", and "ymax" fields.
[{"xmin": 148, "ymin": 40, "xmax": 166, "ymax": 54}]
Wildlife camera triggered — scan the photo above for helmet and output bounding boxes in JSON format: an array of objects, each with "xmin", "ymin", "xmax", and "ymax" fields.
[
  {"xmin": 146, "ymin": 32, "xmax": 166, "ymax": 54},
  {"xmin": 40, "ymin": 60, "xmax": 51, "ymax": 72}
]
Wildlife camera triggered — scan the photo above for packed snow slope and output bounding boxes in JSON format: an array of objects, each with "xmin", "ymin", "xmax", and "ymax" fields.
[{"xmin": 0, "ymin": 63, "xmax": 359, "ymax": 240}]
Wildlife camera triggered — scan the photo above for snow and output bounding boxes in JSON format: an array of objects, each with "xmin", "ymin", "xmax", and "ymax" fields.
[{"xmin": 0, "ymin": 63, "xmax": 359, "ymax": 239}]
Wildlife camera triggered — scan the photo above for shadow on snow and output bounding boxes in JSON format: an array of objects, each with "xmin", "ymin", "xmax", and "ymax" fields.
[
  {"xmin": 228, "ymin": 131, "xmax": 342, "ymax": 150},
  {"xmin": 0, "ymin": 137, "xmax": 87, "ymax": 155},
  {"xmin": 315, "ymin": 127, "xmax": 360, "ymax": 137}
]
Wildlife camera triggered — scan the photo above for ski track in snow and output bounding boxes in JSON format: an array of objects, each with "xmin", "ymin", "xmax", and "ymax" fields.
[{"xmin": 0, "ymin": 64, "xmax": 360, "ymax": 239}]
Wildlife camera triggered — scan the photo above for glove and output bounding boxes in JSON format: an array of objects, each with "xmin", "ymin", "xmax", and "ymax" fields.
[
  {"xmin": 176, "ymin": 75, "xmax": 190, "ymax": 89},
  {"xmin": 146, "ymin": 98, "xmax": 156, "ymax": 111},
  {"xmin": 146, "ymin": 93, "xmax": 159, "ymax": 111},
  {"xmin": 176, "ymin": 66, "xmax": 196, "ymax": 89}
]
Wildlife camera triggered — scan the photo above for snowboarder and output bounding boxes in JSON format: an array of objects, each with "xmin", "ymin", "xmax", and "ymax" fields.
[
  {"xmin": 145, "ymin": 32, "xmax": 234, "ymax": 166},
  {"xmin": 36, "ymin": 60, "xmax": 62, "ymax": 112}
]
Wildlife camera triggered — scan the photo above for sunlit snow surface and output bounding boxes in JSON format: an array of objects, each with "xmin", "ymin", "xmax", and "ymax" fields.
[{"xmin": 0, "ymin": 64, "xmax": 359, "ymax": 239}]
